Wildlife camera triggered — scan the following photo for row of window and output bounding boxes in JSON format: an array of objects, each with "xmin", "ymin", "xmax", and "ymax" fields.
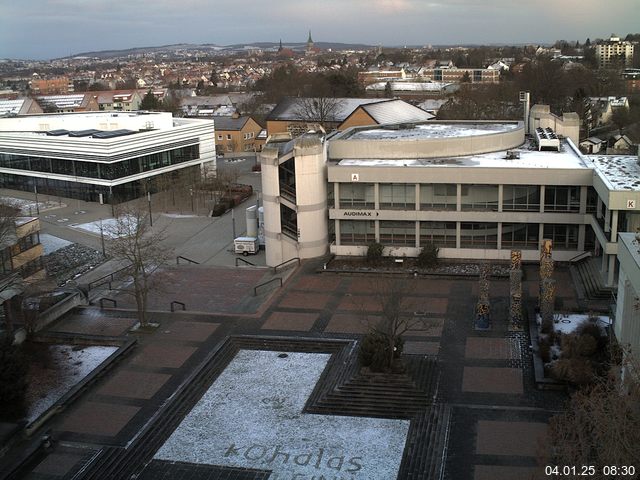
[
  {"xmin": 216, "ymin": 132, "xmax": 256, "ymax": 141},
  {"xmin": 0, "ymin": 145, "xmax": 200, "ymax": 181},
  {"xmin": 339, "ymin": 220, "xmax": 582, "ymax": 250},
  {"xmin": 337, "ymin": 183, "xmax": 589, "ymax": 213}
]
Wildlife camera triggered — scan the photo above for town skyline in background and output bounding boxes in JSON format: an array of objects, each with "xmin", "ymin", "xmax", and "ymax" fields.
[{"xmin": 1, "ymin": 0, "xmax": 639, "ymax": 60}]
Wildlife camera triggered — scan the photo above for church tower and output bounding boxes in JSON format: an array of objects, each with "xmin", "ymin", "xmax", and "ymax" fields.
[{"xmin": 305, "ymin": 30, "xmax": 314, "ymax": 56}]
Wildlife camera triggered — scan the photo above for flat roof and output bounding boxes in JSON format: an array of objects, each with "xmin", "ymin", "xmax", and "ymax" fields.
[
  {"xmin": 588, "ymin": 155, "xmax": 640, "ymax": 191},
  {"xmin": 344, "ymin": 122, "xmax": 520, "ymax": 141},
  {"xmin": 336, "ymin": 138, "xmax": 589, "ymax": 170}
]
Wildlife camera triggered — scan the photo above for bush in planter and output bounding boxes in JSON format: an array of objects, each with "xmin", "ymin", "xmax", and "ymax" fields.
[
  {"xmin": 358, "ymin": 332, "xmax": 403, "ymax": 373},
  {"xmin": 416, "ymin": 242, "xmax": 439, "ymax": 268},
  {"xmin": 366, "ymin": 242, "xmax": 384, "ymax": 266}
]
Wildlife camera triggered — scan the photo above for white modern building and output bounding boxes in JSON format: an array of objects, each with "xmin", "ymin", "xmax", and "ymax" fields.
[
  {"xmin": 260, "ymin": 107, "xmax": 640, "ymax": 288},
  {"xmin": 0, "ymin": 111, "xmax": 215, "ymax": 203},
  {"xmin": 595, "ymin": 35, "xmax": 635, "ymax": 69}
]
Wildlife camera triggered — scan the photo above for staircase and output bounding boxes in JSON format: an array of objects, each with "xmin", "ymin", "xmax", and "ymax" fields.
[{"xmin": 571, "ymin": 257, "xmax": 614, "ymax": 301}]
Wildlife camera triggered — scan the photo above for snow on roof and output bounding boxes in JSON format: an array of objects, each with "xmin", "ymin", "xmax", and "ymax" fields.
[
  {"xmin": 338, "ymin": 139, "xmax": 589, "ymax": 170},
  {"xmin": 346, "ymin": 122, "xmax": 518, "ymax": 141},
  {"xmin": 266, "ymin": 97, "xmax": 388, "ymax": 122},
  {"xmin": 587, "ymin": 155, "xmax": 640, "ymax": 191},
  {"xmin": 0, "ymin": 99, "xmax": 27, "ymax": 115},
  {"xmin": 358, "ymin": 100, "xmax": 434, "ymax": 124}
]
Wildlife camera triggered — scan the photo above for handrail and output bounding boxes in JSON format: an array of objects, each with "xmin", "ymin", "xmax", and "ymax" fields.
[
  {"xmin": 235, "ymin": 257, "xmax": 256, "ymax": 267},
  {"xmin": 272, "ymin": 257, "xmax": 300, "ymax": 274},
  {"xmin": 88, "ymin": 264, "xmax": 131, "ymax": 291},
  {"xmin": 176, "ymin": 255, "xmax": 200, "ymax": 265},
  {"xmin": 99, "ymin": 298, "xmax": 117, "ymax": 309},
  {"xmin": 254, "ymin": 277, "xmax": 282, "ymax": 296},
  {"xmin": 568, "ymin": 251, "xmax": 592, "ymax": 263},
  {"xmin": 170, "ymin": 301, "xmax": 186, "ymax": 312}
]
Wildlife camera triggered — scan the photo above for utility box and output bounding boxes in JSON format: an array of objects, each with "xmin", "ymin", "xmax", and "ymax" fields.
[{"xmin": 234, "ymin": 236, "xmax": 259, "ymax": 256}]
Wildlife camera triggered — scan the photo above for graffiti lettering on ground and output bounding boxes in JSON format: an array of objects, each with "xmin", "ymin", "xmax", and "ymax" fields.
[{"xmin": 155, "ymin": 350, "xmax": 410, "ymax": 479}]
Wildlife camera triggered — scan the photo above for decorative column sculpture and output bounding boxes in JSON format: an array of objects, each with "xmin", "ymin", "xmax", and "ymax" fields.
[
  {"xmin": 539, "ymin": 239, "xmax": 554, "ymax": 309},
  {"xmin": 509, "ymin": 250, "xmax": 523, "ymax": 330},
  {"xmin": 475, "ymin": 264, "xmax": 491, "ymax": 330},
  {"xmin": 540, "ymin": 278, "xmax": 556, "ymax": 332}
]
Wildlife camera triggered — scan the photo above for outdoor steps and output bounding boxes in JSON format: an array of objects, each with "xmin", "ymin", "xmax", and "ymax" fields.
[
  {"xmin": 572, "ymin": 257, "xmax": 613, "ymax": 301},
  {"xmin": 397, "ymin": 403, "xmax": 451, "ymax": 480}
]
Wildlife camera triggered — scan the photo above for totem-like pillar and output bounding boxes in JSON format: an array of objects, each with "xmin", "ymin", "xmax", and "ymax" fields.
[
  {"xmin": 475, "ymin": 264, "xmax": 491, "ymax": 330},
  {"xmin": 540, "ymin": 278, "xmax": 556, "ymax": 332},
  {"xmin": 509, "ymin": 267, "xmax": 523, "ymax": 331},
  {"xmin": 510, "ymin": 249, "xmax": 522, "ymax": 271},
  {"xmin": 539, "ymin": 239, "xmax": 553, "ymax": 309}
]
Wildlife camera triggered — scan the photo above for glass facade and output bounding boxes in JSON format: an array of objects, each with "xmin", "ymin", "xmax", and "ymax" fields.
[
  {"xmin": 543, "ymin": 224, "xmax": 579, "ymax": 250},
  {"xmin": 379, "ymin": 184, "xmax": 415, "ymax": 210},
  {"xmin": 460, "ymin": 222, "xmax": 498, "ymax": 248},
  {"xmin": 460, "ymin": 185, "xmax": 499, "ymax": 211},
  {"xmin": 544, "ymin": 186, "xmax": 580, "ymax": 212},
  {"xmin": 420, "ymin": 221, "xmax": 456, "ymax": 247},
  {"xmin": 501, "ymin": 223, "xmax": 539, "ymax": 249},
  {"xmin": 379, "ymin": 221, "xmax": 415, "ymax": 246},
  {"xmin": 502, "ymin": 185, "xmax": 540, "ymax": 211},
  {"xmin": 0, "ymin": 145, "xmax": 199, "ymax": 181},
  {"xmin": 339, "ymin": 183, "xmax": 374, "ymax": 209},
  {"xmin": 340, "ymin": 220, "xmax": 375, "ymax": 245},
  {"xmin": 420, "ymin": 184, "xmax": 456, "ymax": 210}
]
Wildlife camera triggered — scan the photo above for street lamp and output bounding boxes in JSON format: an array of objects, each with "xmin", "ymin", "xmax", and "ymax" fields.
[
  {"xmin": 34, "ymin": 184, "xmax": 40, "ymax": 215},
  {"xmin": 147, "ymin": 191, "xmax": 153, "ymax": 227},
  {"xmin": 99, "ymin": 218, "xmax": 106, "ymax": 257}
]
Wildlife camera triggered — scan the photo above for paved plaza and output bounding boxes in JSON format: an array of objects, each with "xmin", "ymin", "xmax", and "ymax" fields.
[{"xmin": 9, "ymin": 257, "xmax": 580, "ymax": 480}]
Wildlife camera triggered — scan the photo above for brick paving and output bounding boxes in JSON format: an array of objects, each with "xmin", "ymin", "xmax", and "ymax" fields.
[
  {"xmin": 261, "ymin": 311, "xmax": 318, "ymax": 331},
  {"xmin": 475, "ymin": 420, "xmax": 548, "ymax": 457},
  {"xmin": 14, "ymin": 260, "xmax": 582, "ymax": 480},
  {"xmin": 32, "ymin": 453, "xmax": 86, "ymax": 476}
]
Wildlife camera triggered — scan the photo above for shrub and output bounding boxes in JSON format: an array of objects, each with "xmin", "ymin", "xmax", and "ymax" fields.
[
  {"xmin": 366, "ymin": 242, "xmax": 384, "ymax": 265},
  {"xmin": 0, "ymin": 338, "xmax": 29, "ymax": 421},
  {"xmin": 416, "ymin": 242, "xmax": 439, "ymax": 268}
]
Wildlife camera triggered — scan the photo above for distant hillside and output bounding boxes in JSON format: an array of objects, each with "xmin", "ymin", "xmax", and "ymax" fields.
[{"xmin": 68, "ymin": 41, "xmax": 376, "ymax": 59}]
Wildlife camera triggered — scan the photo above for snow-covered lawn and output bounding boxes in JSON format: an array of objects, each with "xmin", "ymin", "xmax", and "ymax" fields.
[
  {"xmin": 0, "ymin": 196, "xmax": 65, "ymax": 214},
  {"xmin": 26, "ymin": 344, "xmax": 117, "ymax": 423},
  {"xmin": 155, "ymin": 350, "xmax": 410, "ymax": 479},
  {"xmin": 71, "ymin": 216, "xmax": 134, "ymax": 238},
  {"xmin": 536, "ymin": 313, "xmax": 611, "ymax": 335},
  {"xmin": 39, "ymin": 234, "xmax": 73, "ymax": 255}
]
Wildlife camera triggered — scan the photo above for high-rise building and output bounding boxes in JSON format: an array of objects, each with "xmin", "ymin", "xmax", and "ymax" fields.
[{"xmin": 595, "ymin": 34, "xmax": 635, "ymax": 68}]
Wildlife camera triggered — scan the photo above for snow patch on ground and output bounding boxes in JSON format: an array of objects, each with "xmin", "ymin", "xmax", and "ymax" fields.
[
  {"xmin": 161, "ymin": 213, "xmax": 200, "ymax": 218},
  {"xmin": 39, "ymin": 234, "xmax": 73, "ymax": 255},
  {"xmin": 26, "ymin": 344, "xmax": 117, "ymax": 423},
  {"xmin": 155, "ymin": 350, "xmax": 410, "ymax": 479},
  {"xmin": 72, "ymin": 216, "xmax": 134, "ymax": 238},
  {"xmin": 0, "ymin": 196, "xmax": 65, "ymax": 214},
  {"xmin": 536, "ymin": 313, "xmax": 611, "ymax": 335}
]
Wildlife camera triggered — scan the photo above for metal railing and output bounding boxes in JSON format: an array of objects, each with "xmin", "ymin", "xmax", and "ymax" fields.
[
  {"xmin": 99, "ymin": 298, "xmax": 117, "ymax": 309},
  {"xmin": 176, "ymin": 255, "xmax": 200, "ymax": 265},
  {"xmin": 254, "ymin": 277, "xmax": 282, "ymax": 296},
  {"xmin": 170, "ymin": 301, "xmax": 186, "ymax": 312},
  {"xmin": 568, "ymin": 251, "xmax": 592, "ymax": 263},
  {"xmin": 88, "ymin": 264, "xmax": 131, "ymax": 291},
  {"xmin": 235, "ymin": 257, "xmax": 256, "ymax": 267},
  {"xmin": 272, "ymin": 257, "xmax": 300, "ymax": 274}
]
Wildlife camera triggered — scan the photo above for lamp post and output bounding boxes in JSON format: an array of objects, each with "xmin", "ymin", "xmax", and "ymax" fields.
[
  {"xmin": 147, "ymin": 191, "xmax": 153, "ymax": 226},
  {"xmin": 34, "ymin": 185, "xmax": 40, "ymax": 215},
  {"xmin": 190, "ymin": 188, "xmax": 194, "ymax": 212},
  {"xmin": 99, "ymin": 218, "xmax": 106, "ymax": 258}
]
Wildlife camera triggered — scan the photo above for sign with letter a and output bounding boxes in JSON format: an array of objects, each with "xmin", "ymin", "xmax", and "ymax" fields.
[{"xmin": 351, "ymin": 173, "xmax": 359, "ymax": 182}]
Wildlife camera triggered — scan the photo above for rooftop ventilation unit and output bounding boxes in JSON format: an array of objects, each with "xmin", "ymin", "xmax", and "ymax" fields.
[
  {"xmin": 505, "ymin": 150, "xmax": 520, "ymax": 159},
  {"xmin": 534, "ymin": 127, "xmax": 560, "ymax": 151}
]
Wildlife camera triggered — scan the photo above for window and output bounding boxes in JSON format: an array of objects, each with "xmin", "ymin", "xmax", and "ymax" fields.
[
  {"xmin": 421, "ymin": 184, "xmax": 456, "ymax": 211},
  {"xmin": 379, "ymin": 184, "xmax": 415, "ymax": 210},
  {"xmin": 501, "ymin": 223, "xmax": 539, "ymax": 249},
  {"xmin": 280, "ymin": 204, "xmax": 298, "ymax": 240},
  {"xmin": 503, "ymin": 185, "xmax": 540, "ymax": 211},
  {"xmin": 226, "ymin": 134, "xmax": 232, "ymax": 140},
  {"xmin": 217, "ymin": 134, "xmax": 223, "ymax": 140},
  {"xmin": 544, "ymin": 186, "xmax": 580, "ymax": 212},
  {"xmin": 460, "ymin": 185, "xmax": 498, "ymax": 211},
  {"xmin": 379, "ymin": 221, "xmax": 415, "ymax": 246},
  {"xmin": 339, "ymin": 183, "xmax": 374, "ymax": 209},
  {"xmin": 420, "ymin": 222, "xmax": 456, "ymax": 247},
  {"xmin": 543, "ymin": 224, "xmax": 579, "ymax": 250},
  {"xmin": 460, "ymin": 223, "xmax": 498, "ymax": 249},
  {"xmin": 340, "ymin": 220, "xmax": 375, "ymax": 245}
]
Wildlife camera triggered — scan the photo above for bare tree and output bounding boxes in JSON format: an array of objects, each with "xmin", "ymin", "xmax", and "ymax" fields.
[
  {"xmin": 0, "ymin": 202, "xmax": 22, "ymax": 336},
  {"xmin": 106, "ymin": 205, "xmax": 172, "ymax": 327},
  {"xmin": 360, "ymin": 278, "xmax": 435, "ymax": 371},
  {"xmin": 541, "ymin": 358, "xmax": 640, "ymax": 478},
  {"xmin": 294, "ymin": 97, "xmax": 343, "ymax": 131}
]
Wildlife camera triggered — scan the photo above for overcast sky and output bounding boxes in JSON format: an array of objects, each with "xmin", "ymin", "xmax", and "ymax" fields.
[{"xmin": 0, "ymin": 0, "xmax": 637, "ymax": 60}]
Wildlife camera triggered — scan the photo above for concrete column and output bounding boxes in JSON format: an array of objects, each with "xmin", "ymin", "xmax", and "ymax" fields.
[
  {"xmin": 597, "ymin": 196, "xmax": 603, "ymax": 219},
  {"xmin": 375, "ymin": 220, "xmax": 380, "ymax": 243},
  {"xmin": 579, "ymin": 186, "xmax": 587, "ymax": 214},
  {"xmin": 539, "ymin": 185, "xmax": 545, "ymax": 213},
  {"xmin": 498, "ymin": 184, "xmax": 504, "ymax": 213},
  {"xmin": 415, "ymin": 183, "xmax": 420, "ymax": 211},
  {"xmin": 611, "ymin": 210, "xmax": 619, "ymax": 243},
  {"xmin": 334, "ymin": 183, "xmax": 340, "ymax": 209},
  {"xmin": 456, "ymin": 222, "xmax": 461, "ymax": 249},
  {"xmin": 538, "ymin": 223, "xmax": 545, "ymax": 246},
  {"xmin": 374, "ymin": 183, "xmax": 380, "ymax": 210},
  {"xmin": 415, "ymin": 221, "xmax": 420, "ymax": 248},
  {"xmin": 497, "ymin": 223, "xmax": 503, "ymax": 250},
  {"xmin": 578, "ymin": 224, "xmax": 586, "ymax": 251},
  {"xmin": 608, "ymin": 254, "xmax": 616, "ymax": 287},
  {"xmin": 604, "ymin": 207, "xmax": 611, "ymax": 233},
  {"xmin": 456, "ymin": 184, "xmax": 462, "ymax": 212},
  {"xmin": 335, "ymin": 219, "xmax": 341, "ymax": 246},
  {"xmin": 601, "ymin": 252, "xmax": 608, "ymax": 275}
]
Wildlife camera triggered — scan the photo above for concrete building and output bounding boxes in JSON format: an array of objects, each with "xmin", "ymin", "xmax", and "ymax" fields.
[
  {"xmin": 0, "ymin": 216, "xmax": 45, "ymax": 283},
  {"xmin": 0, "ymin": 111, "xmax": 215, "ymax": 203},
  {"xmin": 596, "ymin": 35, "xmax": 635, "ymax": 68},
  {"xmin": 92, "ymin": 90, "xmax": 143, "ymax": 112},
  {"xmin": 30, "ymin": 77, "xmax": 74, "ymax": 95},
  {"xmin": 418, "ymin": 67, "xmax": 500, "ymax": 84},
  {"xmin": 260, "ymin": 109, "xmax": 640, "ymax": 288},
  {"xmin": 213, "ymin": 115, "xmax": 263, "ymax": 154}
]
